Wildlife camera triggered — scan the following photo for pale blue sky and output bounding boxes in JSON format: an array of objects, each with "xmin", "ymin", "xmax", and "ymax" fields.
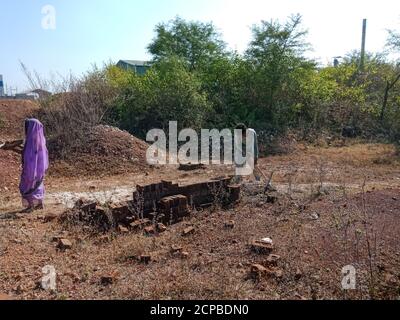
[{"xmin": 1, "ymin": 0, "xmax": 400, "ymax": 92}]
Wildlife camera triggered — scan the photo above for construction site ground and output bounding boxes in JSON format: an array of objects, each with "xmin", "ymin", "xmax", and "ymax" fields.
[{"xmin": 1, "ymin": 100, "xmax": 400, "ymax": 300}]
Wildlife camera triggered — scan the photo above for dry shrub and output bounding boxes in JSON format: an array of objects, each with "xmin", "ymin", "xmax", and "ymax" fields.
[{"xmin": 33, "ymin": 67, "xmax": 118, "ymax": 159}]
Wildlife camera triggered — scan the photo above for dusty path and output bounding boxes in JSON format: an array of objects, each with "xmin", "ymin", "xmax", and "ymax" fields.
[{"xmin": 2, "ymin": 143, "xmax": 400, "ymax": 212}]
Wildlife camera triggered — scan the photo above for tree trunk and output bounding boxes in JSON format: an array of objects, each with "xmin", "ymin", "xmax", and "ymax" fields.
[{"xmin": 381, "ymin": 81, "xmax": 390, "ymax": 121}]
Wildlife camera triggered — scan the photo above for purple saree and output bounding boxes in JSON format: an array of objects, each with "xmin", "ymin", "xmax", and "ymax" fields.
[{"xmin": 19, "ymin": 118, "xmax": 49, "ymax": 207}]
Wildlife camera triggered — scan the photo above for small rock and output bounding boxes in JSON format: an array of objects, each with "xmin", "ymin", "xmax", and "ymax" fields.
[
  {"xmin": 393, "ymin": 197, "xmax": 398, "ymax": 201},
  {"xmin": 180, "ymin": 251, "xmax": 189, "ymax": 259},
  {"xmin": 100, "ymin": 273, "xmax": 118, "ymax": 286},
  {"xmin": 224, "ymin": 221, "xmax": 235, "ymax": 229},
  {"xmin": 266, "ymin": 254, "xmax": 281, "ymax": 266},
  {"xmin": 310, "ymin": 213, "xmax": 320, "ymax": 220},
  {"xmin": 51, "ymin": 235, "xmax": 64, "ymax": 243},
  {"xmin": 156, "ymin": 223, "xmax": 167, "ymax": 233},
  {"xmin": 11, "ymin": 239, "xmax": 23, "ymax": 245},
  {"xmin": 171, "ymin": 245, "xmax": 183, "ymax": 253},
  {"xmin": 118, "ymin": 225, "xmax": 129, "ymax": 233},
  {"xmin": 57, "ymin": 239, "xmax": 73, "ymax": 251},
  {"xmin": 295, "ymin": 268, "xmax": 303, "ymax": 280},
  {"xmin": 250, "ymin": 240, "xmax": 274, "ymax": 254},
  {"xmin": 182, "ymin": 226, "xmax": 195, "ymax": 236}
]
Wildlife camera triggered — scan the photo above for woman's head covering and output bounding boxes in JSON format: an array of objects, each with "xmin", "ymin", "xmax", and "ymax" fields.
[{"xmin": 19, "ymin": 118, "xmax": 49, "ymax": 200}]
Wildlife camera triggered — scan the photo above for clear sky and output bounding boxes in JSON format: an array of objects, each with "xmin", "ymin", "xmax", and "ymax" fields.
[{"xmin": 1, "ymin": 0, "xmax": 400, "ymax": 92}]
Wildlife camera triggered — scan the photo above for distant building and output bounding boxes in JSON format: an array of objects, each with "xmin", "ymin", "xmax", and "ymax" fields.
[
  {"xmin": 30, "ymin": 89, "xmax": 52, "ymax": 99},
  {"xmin": 116, "ymin": 60, "xmax": 151, "ymax": 75},
  {"xmin": 14, "ymin": 89, "xmax": 52, "ymax": 100},
  {"xmin": 0, "ymin": 75, "xmax": 4, "ymax": 96}
]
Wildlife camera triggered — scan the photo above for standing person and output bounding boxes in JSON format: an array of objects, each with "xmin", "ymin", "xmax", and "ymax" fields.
[{"xmin": 19, "ymin": 118, "xmax": 49, "ymax": 212}]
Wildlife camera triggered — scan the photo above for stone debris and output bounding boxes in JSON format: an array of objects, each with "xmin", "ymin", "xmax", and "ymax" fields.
[
  {"xmin": 250, "ymin": 239, "xmax": 274, "ymax": 254},
  {"xmin": 182, "ymin": 226, "xmax": 195, "ymax": 236},
  {"xmin": 250, "ymin": 264, "xmax": 283, "ymax": 280},
  {"xmin": 57, "ymin": 238, "xmax": 73, "ymax": 251},
  {"xmin": 64, "ymin": 178, "xmax": 241, "ymax": 234},
  {"xmin": 250, "ymin": 264, "xmax": 268, "ymax": 278},
  {"xmin": 266, "ymin": 254, "xmax": 281, "ymax": 266}
]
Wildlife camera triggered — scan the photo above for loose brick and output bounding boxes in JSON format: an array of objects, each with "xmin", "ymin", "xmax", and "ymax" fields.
[
  {"xmin": 111, "ymin": 203, "xmax": 131, "ymax": 224},
  {"xmin": 250, "ymin": 264, "xmax": 268, "ymax": 278},
  {"xmin": 250, "ymin": 240, "xmax": 274, "ymax": 254},
  {"xmin": 57, "ymin": 239, "xmax": 73, "ymax": 251}
]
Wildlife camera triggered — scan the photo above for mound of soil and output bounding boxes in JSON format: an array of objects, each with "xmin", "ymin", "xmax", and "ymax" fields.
[
  {"xmin": 49, "ymin": 125, "xmax": 150, "ymax": 177},
  {"xmin": 0, "ymin": 100, "xmax": 38, "ymax": 141},
  {"xmin": 0, "ymin": 100, "xmax": 39, "ymax": 193}
]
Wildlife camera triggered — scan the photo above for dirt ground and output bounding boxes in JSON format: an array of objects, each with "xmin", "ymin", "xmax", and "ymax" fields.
[
  {"xmin": 0, "ymin": 142, "xmax": 399, "ymax": 300},
  {"xmin": 1, "ymin": 100, "xmax": 400, "ymax": 300}
]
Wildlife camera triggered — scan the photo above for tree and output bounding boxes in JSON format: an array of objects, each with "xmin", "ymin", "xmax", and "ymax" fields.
[
  {"xmin": 246, "ymin": 14, "xmax": 315, "ymax": 129},
  {"xmin": 381, "ymin": 30, "xmax": 400, "ymax": 121},
  {"xmin": 148, "ymin": 17, "xmax": 226, "ymax": 71},
  {"xmin": 108, "ymin": 57, "xmax": 211, "ymax": 137}
]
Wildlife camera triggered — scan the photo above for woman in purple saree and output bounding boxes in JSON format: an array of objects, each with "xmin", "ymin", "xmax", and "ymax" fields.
[{"xmin": 19, "ymin": 118, "xmax": 49, "ymax": 211}]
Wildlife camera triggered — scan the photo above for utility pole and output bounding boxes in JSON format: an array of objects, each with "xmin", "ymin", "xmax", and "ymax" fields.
[{"xmin": 360, "ymin": 19, "xmax": 367, "ymax": 71}]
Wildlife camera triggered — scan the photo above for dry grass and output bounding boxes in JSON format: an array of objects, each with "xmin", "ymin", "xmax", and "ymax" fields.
[{"xmin": 0, "ymin": 143, "xmax": 399, "ymax": 300}]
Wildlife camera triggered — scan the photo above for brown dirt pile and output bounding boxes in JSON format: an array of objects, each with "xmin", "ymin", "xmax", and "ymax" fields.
[{"xmin": 49, "ymin": 125, "xmax": 150, "ymax": 177}]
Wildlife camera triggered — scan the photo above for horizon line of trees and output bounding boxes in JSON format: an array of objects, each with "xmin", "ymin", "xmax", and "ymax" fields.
[{"xmin": 28, "ymin": 14, "xmax": 400, "ymax": 156}]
